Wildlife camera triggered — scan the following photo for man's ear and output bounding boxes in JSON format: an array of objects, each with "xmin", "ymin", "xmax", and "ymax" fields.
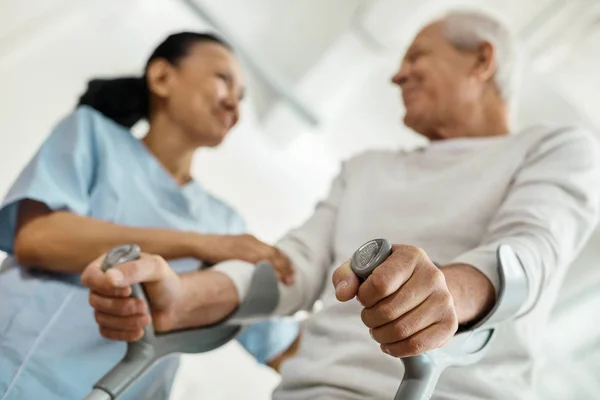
[
  {"xmin": 146, "ymin": 59, "xmax": 175, "ymax": 99},
  {"xmin": 472, "ymin": 41, "xmax": 496, "ymax": 82}
]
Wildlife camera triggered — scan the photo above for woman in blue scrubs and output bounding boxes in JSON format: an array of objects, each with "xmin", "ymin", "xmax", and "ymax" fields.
[{"xmin": 0, "ymin": 32, "xmax": 300, "ymax": 400}]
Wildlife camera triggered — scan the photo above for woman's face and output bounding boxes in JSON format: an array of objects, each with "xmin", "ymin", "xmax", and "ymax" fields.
[{"xmin": 148, "ymin": 42, "xmax": 245, "ymax": 147}]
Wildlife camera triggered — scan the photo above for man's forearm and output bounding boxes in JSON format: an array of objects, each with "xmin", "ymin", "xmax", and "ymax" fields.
[
  {"xmin": 162, "ymin": 261, "xmax": 496, "ymax": 332},
  {"xmin": 441, "ymin": 263, "xmax": 496, "ymax": 325},
  {"xmin": 169, "ymin": 270, "xmax": 240, "ymax": 331}
]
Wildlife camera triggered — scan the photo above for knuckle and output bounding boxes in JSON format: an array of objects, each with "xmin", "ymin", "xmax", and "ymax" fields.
[
  {"xmin": 445, "ymin": 310, "xmax": 459, "ymax": 330},
  {"xmin": 131, "ymin": 330, "xmax": 144, "ymax": 342},
  {"xmin": 410, "ymin": 245, "xmax": 424, "ymax": 257},
  {"xmin": 148, "ymin": 255, "xmax": 169, "ymax": 279},
  {"xmin": 93, "ymin": 311, "xmax": 104, "ymax": 325},
  {"xmin": 387, "ymin": 347, "xmax": 401, "ymax": 358},
  {"xmin": 134, "ymin": 316, "xmax": 147, "ymax": 329},
  {"xmin": 102, "ymin": 298, "xmax": 117, "ymax": 313},
  {"xmin": 429, "ymin": 268, "xmax": 445, "ymax": 287},
  {"xmin": 415, "ymin": 246, "xmax": 428, "ymax": 259},
  {"xmin": 123, "ymin": 299, "xmax": 138, "ymax": 315},
  {"xmin": 128, "ymin": 260, "xmax": 143, "ymax": 278},
  {"xmin": 435, "ymin": 290, "xmax": 454, "ymax": 309},
  {"xmin": 370, "ymin": 271, "xmax": 393, "ymax": 295},
  {"xmin": 360, "ymin": 308, "xmax": 374, "ymax": 327},
  {"xmin": 149, "ymin": 254, "xmax": 166, "ymax": 271},
  {"xmin": 394, "ymin": 322, "xmax": 412, "ymax": 340},
  {"xmin": 402, "ymin": 245, "xmax": 424, "ymax": 260},
  {"xmin": 444, "ymin": 292, "xmax": 455, "ymax": 310},
  {"xmin": 407, "ymin": 337, "xmax": 426, "ymax": 355},
  {"xmin": 376, "ymin": 302, "xmax": 397, "ymax": 322}
]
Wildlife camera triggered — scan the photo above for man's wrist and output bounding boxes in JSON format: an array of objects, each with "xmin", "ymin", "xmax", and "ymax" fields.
[
  {"xmin": 441, "ymin": 263, "xmax": 496, "ymax": 326},
  {"xmin": 171, "ymin": 269, "xmax": 240, "ymax": 331}
]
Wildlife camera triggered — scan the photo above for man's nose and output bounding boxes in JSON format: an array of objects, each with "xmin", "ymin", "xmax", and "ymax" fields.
[{"xmin": 391, "ymin": 63, "xmax": 409, "ymax": 86}]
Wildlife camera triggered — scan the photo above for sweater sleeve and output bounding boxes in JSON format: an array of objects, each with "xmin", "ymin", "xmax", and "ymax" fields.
[
  {"xmin": 213, "ymin": 161, "xmax": 348, "ymax": 316},
  {"xmin": 450, "ymin": 127, "xmax": 600, "ymax": 317}
]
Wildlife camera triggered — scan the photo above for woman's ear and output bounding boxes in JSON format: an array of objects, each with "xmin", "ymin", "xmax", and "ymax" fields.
[
  {"xmin": 146, "ymin": 59, "xmax": 174, "ymax": 99},
  {"xmin": 472, "ymin": 41, "xmax": 496, "ymax": 82}
]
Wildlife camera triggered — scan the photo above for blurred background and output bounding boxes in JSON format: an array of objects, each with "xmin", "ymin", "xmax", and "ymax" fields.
[{"xmin": 1, "ymin": 0, "xmax": 599, "ymax": 399}]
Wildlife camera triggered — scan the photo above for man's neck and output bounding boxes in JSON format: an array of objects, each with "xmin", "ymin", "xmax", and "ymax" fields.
[
  {"xmin": 431, "ymin": 98, "xmax": 510, "ymax": 141},
  {"xmin": 144, "ymin": 114, "xmax": 196, "ymax": 186}
]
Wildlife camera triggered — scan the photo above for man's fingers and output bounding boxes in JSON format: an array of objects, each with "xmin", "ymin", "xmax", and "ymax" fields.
[
  {"xmin": 332, "ymin": 261, "xmax": 360, "ymax": 302},
  {"xmin": 88, "ymin": 285, "xmax": 132, "ymax": 298},
  {"xmin": 380, "ymin": 322, "xmax": 453, "ymax": 358},
  {"xmin": 357, "ymin": 246, "xmax": 421, "ymax": 308},
  {"xmin": 81, "ymin": 258, "xmax": 131, "ymax": 296},
  {"xmin": 81, "ymin": 254, "xmax": 148, "ymax": 295},
  {"xmin": 110, "ymin": 254, "xmax": 169, "ymax": 287},
  {"xmin": 89, "ymin": 293, "xmax": 147, "ymax": 316},
  {"xmin": 361, "ymin": 273, "xmax": 432, "ymax": 329},
  {"xmin": 94, "ymin": 311, "xmax": 151, "ymax": 331},
  {"xmin": 99, "ymin": 327, "xmax": 145, "ymax": 342},
  {"xmin": 369, "ymin": 294, "xmax": 443, "ymax": 344}
]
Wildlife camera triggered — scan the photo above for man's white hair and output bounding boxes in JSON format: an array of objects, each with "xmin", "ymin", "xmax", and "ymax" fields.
[{"xmin": 440, "ymin": 10, "xmax": 521, "ymax": 106}]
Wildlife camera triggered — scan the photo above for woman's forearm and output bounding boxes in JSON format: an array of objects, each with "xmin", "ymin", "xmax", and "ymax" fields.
[{"xmin": 13, "ymin": 201, "xmax": 206, "ymax": 273}]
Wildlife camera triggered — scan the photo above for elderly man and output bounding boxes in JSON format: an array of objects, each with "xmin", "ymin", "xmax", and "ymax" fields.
[{"xmin": 83, "ymin": 10, "xmax": 600, "ymax": 399}]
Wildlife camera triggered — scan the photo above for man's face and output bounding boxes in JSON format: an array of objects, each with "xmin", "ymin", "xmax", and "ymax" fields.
[{"xmin": 391, "ymin": 22, "xmax": 486, "ymax": 140}]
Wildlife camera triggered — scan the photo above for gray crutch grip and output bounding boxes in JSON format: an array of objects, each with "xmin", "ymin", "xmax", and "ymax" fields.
[
  {"xmin": 350, "ymin": 239, "xmax": 525, "ymax": 400},
  {"xmin": 100, "ymin": 244, "xmax": 155, "ymax": 341},
  {"xmin": 88, "ymin": 244, "xmax": 157, "ymax": 399},
  {"xmin": 350, "ymin": 239, "xmax": 437, "ymax": 400},
  {"xmin": 351, "ymin": 239, "xmax": 392, "ymax": 280},
  {"xmin": 86, "ymin": 245, "xmax": 283, "ymax": 399}
]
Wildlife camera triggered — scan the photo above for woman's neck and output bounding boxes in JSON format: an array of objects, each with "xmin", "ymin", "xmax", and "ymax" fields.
[{"xmin": 144, "ymin": 114, "xmax": 196, "ymax": 186}]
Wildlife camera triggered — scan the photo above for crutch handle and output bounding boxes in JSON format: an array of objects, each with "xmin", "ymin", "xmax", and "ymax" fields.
[
  {"xmin": 87, "ymin": 245, "xmax": 158, "ymax": 399},
  {"xmin": 349, "ymin": 239, "xmax": 438, "ymax": 400}
]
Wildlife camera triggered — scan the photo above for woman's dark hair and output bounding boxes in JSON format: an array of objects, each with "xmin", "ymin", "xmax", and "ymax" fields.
[{"xmin": 78, "ymin": 32, "xmax": 230, "ymax": 128}]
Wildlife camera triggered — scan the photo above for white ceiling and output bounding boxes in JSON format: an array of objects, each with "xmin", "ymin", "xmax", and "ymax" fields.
[
  {"xmin": 180, "ymin": 0, "xmax": 600, "ymax": 131},
  {"xmin": 2, "ymin": 0, "xmax": 598, "ymax": 129}
]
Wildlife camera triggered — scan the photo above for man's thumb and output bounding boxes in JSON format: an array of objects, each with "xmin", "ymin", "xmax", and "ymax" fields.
[{"xmin": 332, "ymin": 261, "xmax": 360, "ymax": 302}]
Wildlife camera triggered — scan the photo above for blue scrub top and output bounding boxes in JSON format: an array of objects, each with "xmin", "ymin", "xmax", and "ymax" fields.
[{"xmin": 0, "ymin": 106, "xmax": 299, "ymax": 400}]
